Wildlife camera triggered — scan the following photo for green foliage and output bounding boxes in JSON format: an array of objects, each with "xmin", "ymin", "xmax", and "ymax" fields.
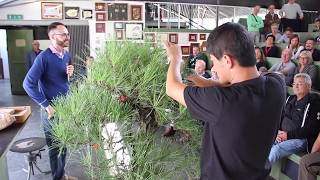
[{"xmin": 53, "ymin": 41, "xmax": 202, "ymax": 179}]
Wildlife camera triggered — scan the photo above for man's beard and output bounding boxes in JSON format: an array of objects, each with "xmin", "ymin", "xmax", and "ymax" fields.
[{"xmin": 57, "ymin": 39, "xmax": 69, "ymax": 47}]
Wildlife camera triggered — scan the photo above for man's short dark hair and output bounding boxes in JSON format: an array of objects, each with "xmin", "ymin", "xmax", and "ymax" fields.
[
  {"xmin": 285, "ymin": 27, "xmax": 293, "ymax": 32},
  {"xmin": 266, "ymin": 34, "xmax": 275, "ymax": 41},
  {"xmin": 48, "ymin": 22, "xmax": 65, "ymax": 34},
  {"xmin": 207, "ymin": 22, "xmax": 256, "ymax": 67},
  {"xmin": 307, "ymin": 38, "xmax": 316, "ymax": 43}
]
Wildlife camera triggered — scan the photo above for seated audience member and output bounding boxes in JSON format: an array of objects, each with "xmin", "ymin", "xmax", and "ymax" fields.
[
  {"xmin": 255, "ymin": 47, "xmax": 267, "ymax": 71},
  {"xmin": 195, "ymin": 60, "xmax": 211, "ymax": 79},
  {"xmin": 268, "ymin": 73, "xmax": 320, "ymax": 166},
  {"xmin": 294, "ymin": 51, "xmax": 318, "ymax": 89},
  {"xmin": 287, "ymin": 34, "xmax": 304, "ymax": 60},
  {"xmin": 264, "ymin": 5, "xmax": 280, "ymax": 34},
  {"xmin": 299, "ymin": 132, "xmax": 320, "ymax": 180},
  {"xmin": 278, "ymin": 27, "xmax": 294, "ymax": 43},
  {"xmin": 267, "ymin": 23, "xmax": 282, "ymax": 42},
  {"xmin": 269, "ymin": 48, "xmax": 296, "ymax": 85},
  {"xmin": 187, "ymin": 46, "xmax": 209, "ymax": 69},
  {"xmin": 262, "ymin": 34, "xmax": 279, "ymax": 57},
  {"xmin": 313, "ymin": 18, "xmax": 320, "ymax": 32},
  {"xmin": 304, "ymin": 39, "xmax": 320, "ymax": 61}
]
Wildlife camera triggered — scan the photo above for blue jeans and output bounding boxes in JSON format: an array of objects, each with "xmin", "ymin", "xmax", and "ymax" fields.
[
  {"xmin": 268, "ymin": 139, "xmax": 307, "ymax": 165},
  {"xmin": 41, "ymin": 109, "xmax": 66, "ymax": 180}
]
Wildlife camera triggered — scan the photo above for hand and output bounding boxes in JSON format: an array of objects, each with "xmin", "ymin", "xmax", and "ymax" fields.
[
  {"xmin": 163, "ymin": 41, "xmax": 182, "ymax": 64},
  {"xmin": 45, "ymin": 105, "xmax": 55, "ymax": 119},
  {"xmin": 66, "ymin": 65, "xmax": 74, "ymax": 77}
]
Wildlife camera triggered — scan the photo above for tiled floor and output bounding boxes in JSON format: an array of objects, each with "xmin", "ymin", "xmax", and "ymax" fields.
[{"xmin": 0, "ymin": 79, "xmax": 88, "ymax": 180}]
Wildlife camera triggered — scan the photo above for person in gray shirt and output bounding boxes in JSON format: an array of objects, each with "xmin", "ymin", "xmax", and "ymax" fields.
[
  {"xmin": 279, "ymin": 0, "xmax": 304, "ymax": 32},
  {"xmin": 269, "ymin": 48, "xmax": 296, "ymax": 85}
]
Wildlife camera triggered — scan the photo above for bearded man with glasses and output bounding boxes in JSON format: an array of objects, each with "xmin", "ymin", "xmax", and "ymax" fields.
[{"xmin": 23, "ymin": 22, "xmax": 76, "ymax": 180}]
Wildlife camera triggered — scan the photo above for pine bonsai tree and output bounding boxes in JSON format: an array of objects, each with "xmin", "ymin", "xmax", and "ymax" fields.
[{"xmin": 52, "ymin": 41, "xmax": 203, "ymax": 179}]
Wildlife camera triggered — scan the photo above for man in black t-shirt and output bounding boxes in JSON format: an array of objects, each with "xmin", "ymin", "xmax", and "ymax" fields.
[{"xmin": 165, "ymin": 22, "xmax": 286, "ymax": 180}]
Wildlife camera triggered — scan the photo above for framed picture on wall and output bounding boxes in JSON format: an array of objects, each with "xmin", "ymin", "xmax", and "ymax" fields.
[
  {"xmin": 41, "ymin": 2, "xmax": 63, "ymax": 19},
  {"xmin": 125, "ymin": 23, "xmax": 143, "ymax": 40},
  {"xmin": 199, "ymin": 34, "xmax": 207, "ymax": 40},
  {"xmin": 64, "ymin": 7, "xmax": 80, "ymax": 19},
  {"xmin": 96, "ymin": 23, "xmax": 105, "ymax": 33},
  {"xmin": 95, "ymin": 3, "xmax": 106, "ymax": 11},
  {"xmin": 168, "ymin": 33, "xmax": 178, "ymax": 44},
  {"xmin": 181, "ymin": 46, "xmax": 190, "ymax": 55},
  {"xmin": 108, "ymin": 3, "xmax": 128, "ymax": 21},
  {"xmin": 115, "ymin": 30, "xmax": 124, "ymax": 40},
  {"xmin": 82, "ymin": 9, "xmax": 93, "ymax": 19},
  {"xmin": 96, "ymin": 12, "xmax": 106, "ymax": 21},
  {"xmin": 144, "ymin": 33, "xmax": 156, "ymax": 42},
  {"xmin": 130, "ymin": 5, "xmax": 142, "ymax": 21},
  {"xmin": 114, "ymin": 22, "xmax": 124, "ymax": 29},
  {"xmin": 189, "ymin": 34, "xmax": 197, "ymax": 42}
]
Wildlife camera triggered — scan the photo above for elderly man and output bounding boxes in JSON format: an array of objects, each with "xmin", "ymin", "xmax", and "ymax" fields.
[
  {"xmin": 304, "ymin": 39, "xmax": 320, "ymax": 61},
  {"xmin": 264, "ymin": 4, "xmax": 280, "ymax": 34},
  {"xmin": 247, "ymin": 5, "xmax": 264, "ymax": 44},
  {"xmin": 268, "ymin": 73, "xmax": 320, "ymax": 166},
  {"xmin": 26, "ymin": 40, "xmax": 42, "ymax": 70},
  {"xmin": 195, "ymin": 60, "xmax": 211, "ymax": 79},
  {"xmin": 269, "ymin": 48, "xmax": 296, "ymax": 85}
]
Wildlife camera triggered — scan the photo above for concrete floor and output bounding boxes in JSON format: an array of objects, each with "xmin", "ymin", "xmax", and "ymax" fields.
[{"xmin": 0, "ymin": 79, "xmax": 88, "ymax": 180}]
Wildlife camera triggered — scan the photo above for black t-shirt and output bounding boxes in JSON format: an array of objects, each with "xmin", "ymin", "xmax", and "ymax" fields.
[
  {"xmin": 184, "ymin": 73, "xmax": 286, "ymax": 180},
  {"xmin": 262, "ymin": 46, "xmax": 279, "ymax": 58}
]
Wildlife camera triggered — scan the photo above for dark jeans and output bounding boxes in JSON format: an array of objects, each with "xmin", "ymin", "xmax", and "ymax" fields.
[
  {"xmin": 281, "ymin": 18, "xmax": 301, "ymax": 32},
  {"xmin": 42, "ymin": 109, "xmax": 66, "ymax": 180}
]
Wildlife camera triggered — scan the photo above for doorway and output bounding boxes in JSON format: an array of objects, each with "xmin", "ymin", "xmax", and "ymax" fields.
[{"xmin": 6, "ymin": 29, "xmax": 33, "ymax": 95}]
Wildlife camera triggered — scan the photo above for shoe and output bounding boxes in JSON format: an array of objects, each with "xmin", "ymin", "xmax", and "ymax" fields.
[{"xmin": 61, "ymin": 175, "xmax": 78, "ymax": 180}]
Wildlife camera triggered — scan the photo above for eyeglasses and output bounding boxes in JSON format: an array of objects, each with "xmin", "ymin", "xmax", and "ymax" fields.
[
  {"xmin": 54, "ymin": 33, "xmax": 70, "ymax": 37},
  {"xmin": 292, "ymin": 82, "xmax": 306, "ymax": 86}
]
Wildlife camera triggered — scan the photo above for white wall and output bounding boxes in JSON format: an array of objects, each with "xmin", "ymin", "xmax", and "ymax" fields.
[{"xmin": 0, "ymin": 29, "xmax": 9, "ymax": 79}]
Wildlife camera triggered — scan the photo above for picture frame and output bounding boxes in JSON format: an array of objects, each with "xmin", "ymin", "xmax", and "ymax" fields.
[
  {"xmin": 199, "ymin": 34, "xmax": 207, "ymax": 40},
  {"xmin": 96, "ymin": 12, "xmax": 106, "ymax": 21},
  {"xmin": 96, "ymin": 23, "xmax": 105, "ymax": 33},
  {"xmin": 41, "ymin": 2, "xmax": 63, "ymax": 19},
  {"xmin": 125, "ymin": 23, "xmax": 143, "ymax": 40},
  {"xmin": 130, "ymin": 5, "xmax": 142, "ymax": 21},
  {"xmin": 82, "ymin": 9, "xmax": 93, "ymax": 19},
  {"xmin": 200, "ymin": 41, "xmax": 207, "ymax": 52},
  {"xmin": 108, "ymin": 3, "xmax": 128, "ymax": 21},
  {"xmin": 95, "ymin": 3, "xmax": 106, "ymax": 11},
  {"xmin": 114, "ymin": 22, "xmax": 124, "ymax": 29},
  {"xmin": 64, "ymin": 7, "xmax": 80, "ymax": 19},
  {"xmin": 115, "ymin": 30, "xmax": 124, "ymax": 40},
  {"xmin": 168, "ymin": 33, "xmax": 178, "ymax": 44},
  {"xmin": 144, "ymin": 33, "xmax": 156, "ymax": 42},
  {"xmin": 181, "ymin": 46, "xmax": 190, "ymax": 55},
  {"xmin": 189, "ymin": 34, "xmax": 198, "ymax": 42}
]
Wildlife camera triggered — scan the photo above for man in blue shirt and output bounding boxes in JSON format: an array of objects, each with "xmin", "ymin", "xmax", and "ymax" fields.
[
  {"xmin": 23, "ymin": 22, "xmax": 75, "ymax": 180},
  {"xmin": 26, "ymin": 40, "xmax": 42, "ymax": 70}
]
